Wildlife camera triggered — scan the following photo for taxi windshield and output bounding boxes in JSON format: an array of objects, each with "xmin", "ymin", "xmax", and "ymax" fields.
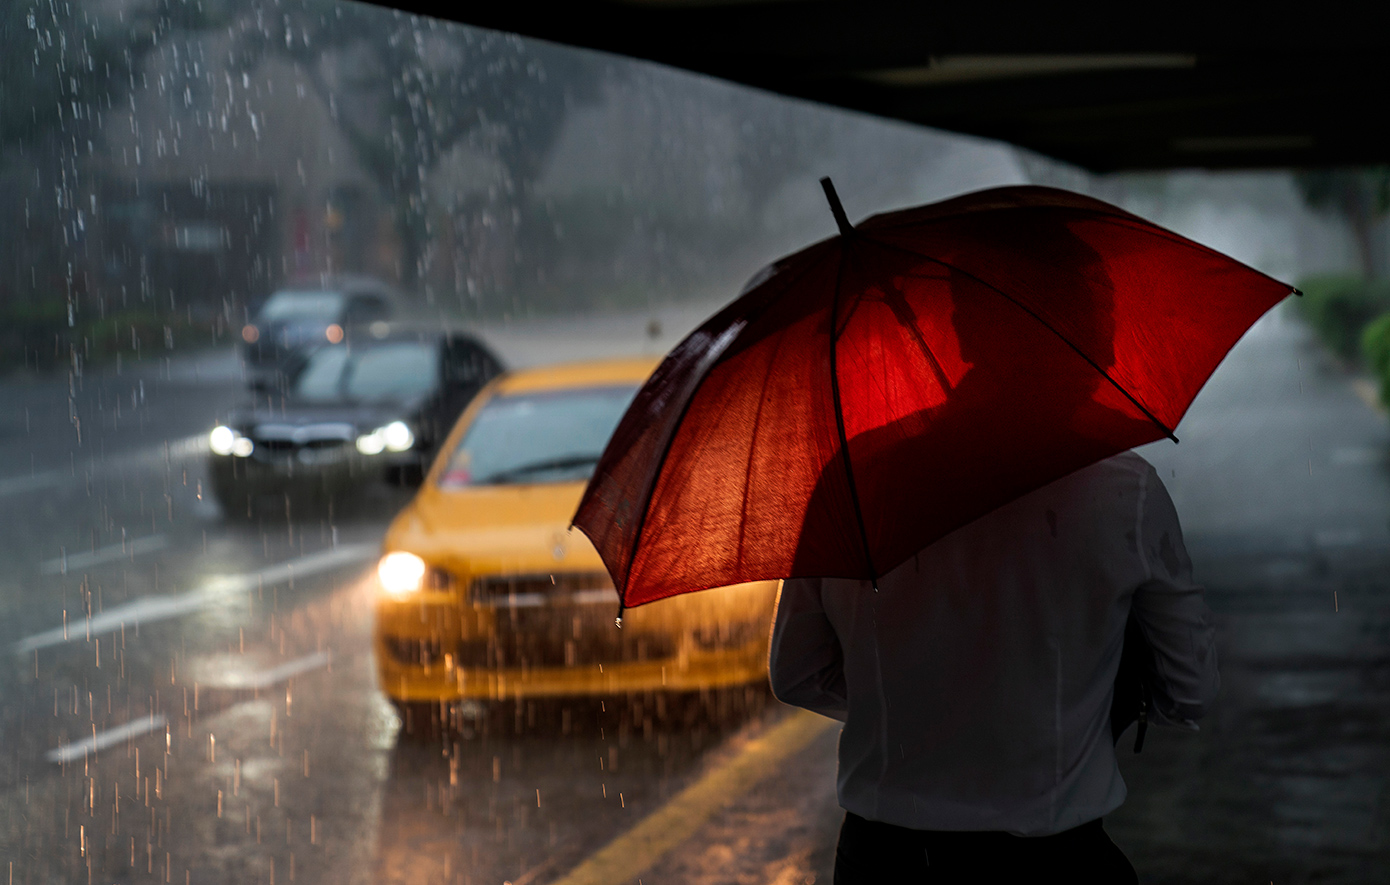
[{"xmin": 441, "ymin": 385, "xmax": 638, "ymax": 486}]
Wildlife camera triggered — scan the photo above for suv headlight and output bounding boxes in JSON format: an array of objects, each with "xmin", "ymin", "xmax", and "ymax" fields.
[
  {"xmin": 378, "ymin": 551, "xmax": 427, "ymax": 597},
  {"xmin": 356, "ymin": 420, "xmax": 414, "ymax": 455},
  {"xmin": 210, "ymin": 425, "xmax": 254, "ymax": 457}
]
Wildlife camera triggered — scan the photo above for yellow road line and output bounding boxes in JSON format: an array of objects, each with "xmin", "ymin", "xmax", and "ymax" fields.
[{"xmin": 548, "ymin": 709, "xmax": 836, "ymax": 885}]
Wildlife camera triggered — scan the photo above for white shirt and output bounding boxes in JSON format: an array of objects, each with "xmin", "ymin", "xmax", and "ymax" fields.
[{"xmin": 769, "ymin": 451, "xmax": 1219, "ymax": 836}]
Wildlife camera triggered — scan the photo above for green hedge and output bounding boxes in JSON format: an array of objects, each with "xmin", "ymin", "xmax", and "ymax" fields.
[
  {"xmin": 1293, "ymin": 275, "xmax": 1390, "ymax": 360},
  {"xmin": 0, "ymin": 304, "xmax": 219, "ymax": 374},
  {"xmin": 1363, "ymin": 313, "xmax": 1390, "ymax": 410}
]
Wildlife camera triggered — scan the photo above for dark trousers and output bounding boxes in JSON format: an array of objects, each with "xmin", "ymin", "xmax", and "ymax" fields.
[{"xmin": 834, "ymin": 811, "xmax": 1139, "ymax": 884}]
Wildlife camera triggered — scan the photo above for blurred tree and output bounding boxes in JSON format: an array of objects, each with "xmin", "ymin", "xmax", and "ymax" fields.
[
  {"xmin": 0, "ymin": 0, "xmax": 230, "ymax": 165},
  {"xmin": 1295, "ymin": 168, "xmax": 1390, "ymax": 279},
  {"xmin": 234, "ymin": 0, "xmax": 608, "ymax": 292},
  {"xmin": 0, "ymin": 0, "xmax": 230, "ymax": 313}
]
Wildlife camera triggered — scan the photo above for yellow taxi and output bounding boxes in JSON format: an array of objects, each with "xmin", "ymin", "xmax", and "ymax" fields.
[{"xmin": 372, "ymin": 356, "xmax": 779, "ymax": 706}]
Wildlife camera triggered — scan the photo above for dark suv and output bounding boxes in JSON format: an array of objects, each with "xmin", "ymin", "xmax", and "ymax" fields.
[
  {"xmin": 240, "ymin": 276, "xmax": 396, "ymax": 388},
  {"xmin": 210, "ymin": 326, "xmax": 504, "ymax": 517}
]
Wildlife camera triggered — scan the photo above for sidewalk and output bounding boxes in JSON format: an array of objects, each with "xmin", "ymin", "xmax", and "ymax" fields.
[{"xmin": 540, "ymin": 310, "xmax": 1390, "ymax": 885}]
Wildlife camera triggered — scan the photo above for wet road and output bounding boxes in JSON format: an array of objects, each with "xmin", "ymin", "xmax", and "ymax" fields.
[
  {"xmin": 0, "ymin": 304, "xmax": 775, "ymax": 885},
  {"xmin": 1109, "ymin": 304, "xmax": 1390, "ymax": 883},
  {"xmin": 0, "ymin": 300, "xmax": 1385, "ymax": 884}
]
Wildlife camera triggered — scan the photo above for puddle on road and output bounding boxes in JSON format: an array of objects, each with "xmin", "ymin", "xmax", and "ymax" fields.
[
  {"xmin": 1254, "ymin": 671, "xmax": 1351, "ymax": 707},
  {"xmin": 1264, "ymin": 773, "xmax": 1385, "ymax": 849}
]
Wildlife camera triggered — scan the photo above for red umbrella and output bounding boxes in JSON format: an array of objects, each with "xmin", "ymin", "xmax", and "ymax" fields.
[{"xmin": 573, "ymin": 181, "xmax": 1295, "ymax": 616}]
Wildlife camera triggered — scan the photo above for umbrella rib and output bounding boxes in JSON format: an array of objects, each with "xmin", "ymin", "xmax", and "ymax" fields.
[
  {"xmin": 879, "ymin": 285, "xmax": 955, "ymax": 398},
  {"xmin": 869, "ymin": 203, "xmax": 1292, "ymax": 292},
  {"xmin": 830, "ymin": 243, "xmax": 880, "ymax": 585},
  {"xmin": 862, "ymin": 234, "xmax": 1180, "ymax": 443},
  {"xmin": 734, "ymin": 329, "xmax": 783, "ymax": 573},
  {"xmin": 615, "ymin": 246, "xmax": 834, "ymax": 609}
]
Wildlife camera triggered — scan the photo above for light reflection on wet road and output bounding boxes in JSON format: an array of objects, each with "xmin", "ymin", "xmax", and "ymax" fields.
[
  {"xmin": 0, "ymin": 302, "xmax": 1385, "ymax": 883},
  {"xmin": 0, "ymin": 309, "xmax": 786, "ymax": 884}
]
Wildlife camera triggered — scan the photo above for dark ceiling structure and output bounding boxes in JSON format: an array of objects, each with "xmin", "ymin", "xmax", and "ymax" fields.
[{"xmin": 389, "ymin": 1, "xmax": 1390, "ymax": 173}]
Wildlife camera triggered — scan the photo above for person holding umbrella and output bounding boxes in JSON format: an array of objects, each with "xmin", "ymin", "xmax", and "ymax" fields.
[
  {"xmin": 770, "ymin": 219, "xmax": 1218, "ymax": 881},
  {"xmin": 573, "ymin": 182, "xmax": 1294, "ymax": 883}
]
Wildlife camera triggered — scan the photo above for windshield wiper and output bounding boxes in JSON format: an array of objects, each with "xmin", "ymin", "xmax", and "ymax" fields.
[{"xmin": 474, "ymin": 454, "xmax": 603, "ymax": 485}]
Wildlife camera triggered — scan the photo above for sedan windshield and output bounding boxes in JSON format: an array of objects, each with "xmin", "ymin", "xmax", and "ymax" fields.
[
  {"xmin": 442, "ymin": 385, "xmax": 638, "ymax": 486},
  {"xmin": 293, "ymin": 342, "xmax": 439, "ymax": 403},
  {"xmin": 257, "ymin": 290, "xmax": 344, "ymax": 323}
]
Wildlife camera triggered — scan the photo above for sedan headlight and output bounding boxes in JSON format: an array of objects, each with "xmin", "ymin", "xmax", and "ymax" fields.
[
  {"xmin": 378, "ymin": 551, "xmax": 427, "ymax": 597},
  {"xmin": 356, "ymin": 420, "xmax": 414, "ymax": 455},
  {"xmin": 210, "ymin": 425, "xmax": 254, "ymax": 457}
]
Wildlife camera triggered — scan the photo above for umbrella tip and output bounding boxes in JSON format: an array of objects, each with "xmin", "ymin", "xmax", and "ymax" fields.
[
  {"xmin": 1291, "ymin": 287, "xmax": 1304, "ymax": 297},
  {"xmin": 820, "ymin": 177, "xmax": 854, "ymax": 237}
]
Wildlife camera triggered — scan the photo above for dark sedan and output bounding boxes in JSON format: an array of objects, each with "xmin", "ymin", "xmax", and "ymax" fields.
[
  {"xmin": 239, "ymin": 276, "xmax": 396, "ymax": 388},
  {"xmin": 210, "ymin": 327, "xmax": 504, "ymax": 517}
]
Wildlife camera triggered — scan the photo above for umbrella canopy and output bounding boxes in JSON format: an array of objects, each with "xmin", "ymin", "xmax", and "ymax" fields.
[{"xmin": 573, "ymin": 183, "xmax": 1295, "ymax": 613}]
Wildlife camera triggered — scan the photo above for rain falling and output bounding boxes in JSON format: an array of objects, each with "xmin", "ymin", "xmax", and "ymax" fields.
[{"xmin": 0, "ymin": 0, "xmax": 1387, "ymax": 882}]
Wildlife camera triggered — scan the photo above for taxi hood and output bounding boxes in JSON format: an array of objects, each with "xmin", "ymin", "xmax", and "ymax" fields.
[{"xmin": 384, "ymin": 480, "xmax": 604, "ymax": 574}]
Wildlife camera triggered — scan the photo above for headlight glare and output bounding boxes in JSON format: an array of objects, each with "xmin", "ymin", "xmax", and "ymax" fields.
[
  {"xmin": 355, "ymin": 432, "xmax": 386, "ymax": 455},
  {"xmin": 357, "ymin": 421, "xmax": 413, "ymax": 455},
  {"xmin": 209, "ymin": 425, "xmax": 236, "ymax": 456},
  {"xmin": 211, "ymin": 426, "xmax": 254, "ymax": 457},
  {"xmin": 378, "ymin": 552, "xmax": 427, "ymax": 597},
  {"xmin": 383, "ymin": 421, "xmax": 414, "ymax": 452}
]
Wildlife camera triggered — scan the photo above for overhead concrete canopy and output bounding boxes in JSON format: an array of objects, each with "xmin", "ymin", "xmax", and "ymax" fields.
[{"xmin": 383, "ymin": 1, "xmax": 1390, "ymax": 172}]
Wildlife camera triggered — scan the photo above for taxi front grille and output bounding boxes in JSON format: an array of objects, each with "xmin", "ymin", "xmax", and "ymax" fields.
[
  {"xmin": 468, "ymin": 571, "xmax": 616, "ymax": 608},
  {"xmin": 456, "ymin": 623, "xmax": 675, "ymax": 669},
  {"xmin": 381, "ymin": 625, "xmax": 675, "ymax": 669},
  {"xmin": 382, "ymin": 571, "xmax": 674, "ymax": 670},
  {"xmin": 467, "ymin": 573, "xmax": 668, "ymax": 667}
]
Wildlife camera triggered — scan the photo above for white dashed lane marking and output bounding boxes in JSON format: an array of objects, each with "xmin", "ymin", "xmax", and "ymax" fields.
[
  {"xmin": 15, "ymin": 544, "xmax": 376, "ymax": 654},
  {"xmin": 39, "ymin": 534, "xmax": 170, "ymax": 575},
  {"xmin": 47, "ymin": 714, "xmax": 168, "ymax": 764}
]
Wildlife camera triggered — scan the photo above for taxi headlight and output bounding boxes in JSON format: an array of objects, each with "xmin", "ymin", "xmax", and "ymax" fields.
[
  {"xmin": 210, "ymin": 426, "xmax": 254, "ymax": 457},
  {"xmin": 378, "ymin": 552, "xmax": 427, "ymax": 597},
  {"xmin": 356, "ymin": 421, "xmax": 413, "ymax": 455}
]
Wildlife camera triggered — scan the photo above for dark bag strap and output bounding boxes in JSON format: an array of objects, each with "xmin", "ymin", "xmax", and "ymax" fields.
[{"xmin": 1109, "ymin": 606, "xmax": 1152, "ymax": 753}]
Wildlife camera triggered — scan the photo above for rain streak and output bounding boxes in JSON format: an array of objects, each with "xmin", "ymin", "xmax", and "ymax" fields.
[{"xmin": 0, "ymin": 0, "xmax": 1386, "ymax": 883}]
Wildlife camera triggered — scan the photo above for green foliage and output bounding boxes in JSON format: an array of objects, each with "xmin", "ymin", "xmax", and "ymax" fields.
[
  {"xmin": 0, "ymin": 0, "xmax": 227, "ymax": 164},
  {"xmin": 1293, "ymin": 275, "xmax": 1390, "ymax": 360},
  {"xmin": 1362, "ymin": 313, "xmax": 1390, "ymax": 410},
  {"xmin": 0, "ymin": 304, "xmax": 219, "ymax": 374},
  {"xmin": 1295, "ymin": 169, "xmax": 1390, "ymax": 216},
  {"xmin": 1294, "ymin": 170, "xmax": 1390, "ymax": 278}
]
